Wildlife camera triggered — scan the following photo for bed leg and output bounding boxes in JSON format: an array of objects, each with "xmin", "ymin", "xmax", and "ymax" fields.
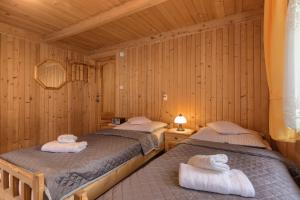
[
  {"xmin": 74, "ymin": 190, "xmax": 88, "ymax": 200},
  {"xmin": 32, "ymin": 172, "xmax": 44, "ymax": 200}
]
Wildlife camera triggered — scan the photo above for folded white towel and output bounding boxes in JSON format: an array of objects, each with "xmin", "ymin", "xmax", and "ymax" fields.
[
  {"xmin": 179, "ymin": 163, "xmax": 255, "ymax": 197},
  {"xmin": 188, "ymin": 154, "xmax": 230, "ymax": 172},
  {"xmin": 41, "ymin": 141, "xmax": 87, "ymax": 153},
  {"xmin": 57, "ymin": 134, "xmax": 78, "ymax": 143}
]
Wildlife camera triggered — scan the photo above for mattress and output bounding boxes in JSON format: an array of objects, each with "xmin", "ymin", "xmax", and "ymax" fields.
[
  {"xmin": 97, "ymin": 139, "xmax": 300, "ymax": 200},
  {"xmin": 0, "ymin": 129, "xmax": 159, "ymax": 200}
]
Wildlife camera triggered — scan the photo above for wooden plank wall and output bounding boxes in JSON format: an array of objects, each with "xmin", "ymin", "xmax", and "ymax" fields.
[
  {"xmin": 276, "ymin": 141, "xmax": 300, "ymax": 165},
  {"xmin": 0, "ymin": 24, "xmax": 96, "ymax": 154},
  {"xmin": 113, "ymin": 14, "xmax": 269, "ymax": 133}
]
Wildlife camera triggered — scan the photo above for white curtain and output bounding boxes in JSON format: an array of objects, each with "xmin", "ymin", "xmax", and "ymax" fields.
[{"xmin": 284, "ymin": 0, "xmax": 300, "ymax": 131}]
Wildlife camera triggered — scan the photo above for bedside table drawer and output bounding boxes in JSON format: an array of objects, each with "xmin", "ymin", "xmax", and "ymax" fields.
[
  {"xmin": 164, "ymin": 128, "xmax": 195, "ymax": 151},
  {"xmin": 165, "ymin": 134, "xmax": 190, "ymax": 151},
  {"xmin": 165, "ymin": 134, "xmax": 188, "ymax": 142},
  {"xmin": 165, "ymin": 141, "xmax": 178, "ymax": 151}
]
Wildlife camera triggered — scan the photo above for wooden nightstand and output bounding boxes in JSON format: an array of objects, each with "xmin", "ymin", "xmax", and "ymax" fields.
[
  {"xmin": 97, "ymin": 121, "xmax": 118, "ymax": 130},
  {"xmin": 165, "ymin": 128, "xmax": 195, "ymax": 151}
]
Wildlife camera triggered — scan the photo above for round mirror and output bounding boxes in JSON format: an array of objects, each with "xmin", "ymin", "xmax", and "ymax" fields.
[{"xmin": 34, "ymin": 60, "xmax": 67, "ymax": 89}]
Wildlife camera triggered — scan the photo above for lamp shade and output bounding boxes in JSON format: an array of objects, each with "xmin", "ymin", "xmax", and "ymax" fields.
[{"xmin": 174, "ymin": 114, "xmax": 187, "ymax": 124}]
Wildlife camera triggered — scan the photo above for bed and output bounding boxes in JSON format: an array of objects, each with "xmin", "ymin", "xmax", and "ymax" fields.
[
  {"xmin": 96, "ymin": 122, "xmax": 300, "ymax": 200},
  {"xmin": 0, "ymin": 119, "xmax": 166, "ymax": 200}
]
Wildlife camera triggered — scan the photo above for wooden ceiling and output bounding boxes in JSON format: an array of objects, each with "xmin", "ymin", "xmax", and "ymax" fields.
[{"xmin": 0, "ymin": 0, "xmax": 264, "ymax": 52}]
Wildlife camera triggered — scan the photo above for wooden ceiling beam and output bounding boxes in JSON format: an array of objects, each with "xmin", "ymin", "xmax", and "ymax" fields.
[{"xmin": 44, "ymin": 0, "xmax": 169, "ymax": 42}]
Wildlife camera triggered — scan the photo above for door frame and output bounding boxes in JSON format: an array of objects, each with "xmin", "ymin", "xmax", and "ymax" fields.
[{"xmin": 95, "ymin": 57, "xmax": 116, "ymax": 130}]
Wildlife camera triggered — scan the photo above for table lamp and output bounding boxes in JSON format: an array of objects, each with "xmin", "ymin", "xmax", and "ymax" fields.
[{"xmin": 174, "ymin": 114, "xmax": 187, "ymax": 131}]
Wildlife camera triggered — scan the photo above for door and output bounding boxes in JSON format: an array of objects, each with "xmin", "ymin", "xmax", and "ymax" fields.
[{"xmin": 95, "ymin": 60, "xmax": 116, "ymax": 130}]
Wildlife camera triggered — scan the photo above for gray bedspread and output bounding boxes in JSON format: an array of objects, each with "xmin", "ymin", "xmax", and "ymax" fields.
[
  {"xmin": 97, "ymin": 129, "xmax": 159, "ymax": 155},
  {"xmin": 98, "ymin": 139, "xmax": 300, "ymax": 200},
  {"xmin": 0, "ymin": 129, "xmax": 158, "ymax": 200}
]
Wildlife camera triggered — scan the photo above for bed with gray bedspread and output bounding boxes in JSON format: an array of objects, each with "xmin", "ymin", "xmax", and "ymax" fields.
[
  {"xmin": 0, "ymin": 129, "xmax": 159, "ymax": 200},
  {"xmin": 98, "ymin": 139, "xmax": 300, "ymax": 200}
]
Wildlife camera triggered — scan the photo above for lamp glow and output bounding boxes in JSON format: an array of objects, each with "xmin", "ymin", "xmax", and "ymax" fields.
[{"xmin": 174, "ymin": 114, "xmax": 187, "ymax": 131}]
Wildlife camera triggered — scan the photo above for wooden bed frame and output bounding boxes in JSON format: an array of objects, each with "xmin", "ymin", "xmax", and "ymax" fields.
[{"xmin": 0, "ymin": 146, "xmax": 163, "ymax": 200}]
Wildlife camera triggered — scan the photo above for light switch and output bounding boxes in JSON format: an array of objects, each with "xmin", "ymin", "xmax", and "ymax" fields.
[
  {"xmin": 163, "ymin": 94, "xmax": 168, "ymax": 101},
  {"xmin": 120, "ymin": 51, "xmax": 125, "ymax": 57},
  {"xmin": 119, "ymin": 85, "xmax": 124, "ymax": 90}
]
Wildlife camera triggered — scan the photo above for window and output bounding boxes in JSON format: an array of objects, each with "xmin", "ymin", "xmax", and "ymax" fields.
[{"xmin": 284, "ymin": 0, "xmax": 300, "ymax": 131}]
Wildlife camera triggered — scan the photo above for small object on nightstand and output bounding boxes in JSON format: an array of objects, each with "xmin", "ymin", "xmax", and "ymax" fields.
[
  {"xmin": 165, "ymin": 128, "xmax": 195, "ymax": 151},
  {"xmin": 112, "ymin": 117, "xmax": 126, "ymax": 125}
]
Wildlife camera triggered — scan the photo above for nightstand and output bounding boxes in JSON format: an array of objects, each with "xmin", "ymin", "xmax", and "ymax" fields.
[
  {"xmin": 165, "ymin": 128, "xmax": 195, "ymax": 151},
  {"xmin": 97, "ymin": 121, "xmax": 117, "ymax": 130}
]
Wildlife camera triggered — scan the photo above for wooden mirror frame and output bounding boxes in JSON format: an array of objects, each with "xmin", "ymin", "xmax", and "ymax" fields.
[{"xmin": 34, "ymin": 59, "xmax": 67, "ymax": 89}]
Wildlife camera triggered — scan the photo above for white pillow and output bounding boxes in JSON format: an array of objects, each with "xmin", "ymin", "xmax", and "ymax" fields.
[
  {"xmin": 127, "ymin": 116, "xmax": 152, "ymax": 125},
  {"xmin": 114, "ymin": 121, "xmax": 167, "ymax": 132},
  {"xmin": 191, "ymin": 127, "xmax": 271, "ymax": 149},
  {"xmin": 207, "ymin": 121, "xmax": 251, "ymax": 135},
  {"xmin": 57, "ymin": 134, "xmax": 78, "ymax": 143}
]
